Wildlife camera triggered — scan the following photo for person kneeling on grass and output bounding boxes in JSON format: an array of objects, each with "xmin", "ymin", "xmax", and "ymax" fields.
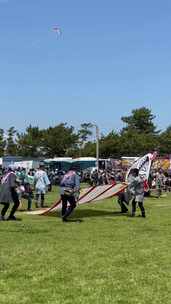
[
  {"xmin": 129, "ymin": 168, "xmax": 146, "ymax": 218},
  {"xmin": 60, "ymin": 169, "xmax": 80, "ymax": 222},
  {"xmin": 0, "ymin": 167, "xmax": 20, "ymax": 221}
]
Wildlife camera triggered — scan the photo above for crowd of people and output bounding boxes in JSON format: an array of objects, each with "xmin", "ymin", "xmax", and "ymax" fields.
[
  {"xmin": 150, "ymin": 170, "xmax": 171, "ymax": 196},
  {"xmin": 82, "ymin": 168, "xmax": 125, "ymax": 185},
  {"xmin": 82, "ymin": 167, "xmax": 171, "ymax": 198},
  {"xmin": 0, "ymin": 163, "xmax": 170, "ymax": 222}
]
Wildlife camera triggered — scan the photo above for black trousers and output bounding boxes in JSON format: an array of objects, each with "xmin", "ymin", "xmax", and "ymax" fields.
[
  {"xmin": 35, "ymin": 193, "xmax": 45, "ymax": 207},
  {"xmin": 118, "ymin": 192, "xmax": 129, "ymax": 213},
  {"xmin": 61, "ymin": 194, "xmax": 76, "ymax": 219},
  {"xmin": 1, "ymin": 188, "xmax": 20, "ymax": 218},
  {"xmin": 132, "ymin": 199, "xmax": 145, "ymax": 216}
]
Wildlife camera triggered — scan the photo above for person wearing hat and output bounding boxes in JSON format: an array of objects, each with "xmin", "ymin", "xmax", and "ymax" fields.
[{"xmin": 0, "ymin": 167, "xmax": 20, "ymax": 220}]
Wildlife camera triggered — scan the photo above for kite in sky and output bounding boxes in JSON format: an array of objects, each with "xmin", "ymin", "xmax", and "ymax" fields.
[{"xmin": 53, "ymin": 26, "xmax": 62, "ymax": 37}]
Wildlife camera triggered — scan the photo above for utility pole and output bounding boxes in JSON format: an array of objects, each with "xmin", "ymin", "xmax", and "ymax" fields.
[{"xmin": 93, "ymin": 124, "xmax": 100, "ymax": 172}]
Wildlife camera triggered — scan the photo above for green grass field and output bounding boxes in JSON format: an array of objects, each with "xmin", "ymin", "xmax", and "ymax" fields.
[{"xmin": 0, "ymin": 188, "xmax": 171, "ymax": 304}]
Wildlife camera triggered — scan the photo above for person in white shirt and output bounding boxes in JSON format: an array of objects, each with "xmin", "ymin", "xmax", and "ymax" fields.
[
  {"xmin": 34, "ymin": 165, "xmax": 50, "ymax": 208},
  {"xmin": 129, "ymin": 168, "xmax": 145, "ymax": 218}
]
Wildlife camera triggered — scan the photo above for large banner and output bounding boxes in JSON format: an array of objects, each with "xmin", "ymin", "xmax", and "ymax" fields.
[
  {"xmin": 45, "ymin": 183, "xmax": 127, "ymax": 215},
  {"xmin": 126, "ymin": 152, "xmax": 157, "ymax": 182},
  {"xmin": 25, "ymin": 183, "xmax": 127, "ymax": 216}
]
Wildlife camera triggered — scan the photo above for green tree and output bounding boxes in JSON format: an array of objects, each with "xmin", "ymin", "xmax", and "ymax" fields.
[
  {"xmin": 78, "ymin": 123, "xmax": 93, "ymax": 147},
  {"xmin": 158, "ymin": 126, "xmax": 171, "ymax": 155},
  {"xmin": 121, "ymin": 107, "xmax": 158, "ymax": 134},
  {"xmin": 100, "ymin": 131, "xmax": 121, "ymax": 158},
  {"xmin": 6, "ymin": 127, "xmax": 17, "ymax": 155},
  {"xmin": 42, "ymin": 123, "xmax": 79, "ymax": 157},
  {"xmin": 0, "ymin": 129, "xmax": 6, "ymax": 156},
  {"xmin": 77, "ymin": 123, "xmax": 94, "ymax": 156},
  {"xmin": 119, "ymin": 130, "xmax": 158, "ymax": 156},
  {"xmin": 17, "ymin": 125, "xmax": 43, "ymax": 157},
  {"xmin": 81, "ymin": 142, "xmax": 96, "ymax": 157}
]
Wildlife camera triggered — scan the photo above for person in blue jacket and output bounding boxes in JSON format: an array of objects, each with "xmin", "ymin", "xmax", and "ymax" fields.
[{"xmin": 60, "ymin": 169, "xmax": 80, "ymax": 222}]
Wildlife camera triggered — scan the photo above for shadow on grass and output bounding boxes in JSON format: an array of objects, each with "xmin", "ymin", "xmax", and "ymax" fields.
[
  {"xmin": 48, "ymin": 209, "xmax": 126, "ymax": 219},
  {"xmin": 62, "ymin": 219, "xmax": 83, "ymax": 223}
]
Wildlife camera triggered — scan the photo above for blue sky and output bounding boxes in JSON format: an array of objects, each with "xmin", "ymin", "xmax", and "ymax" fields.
[{"xmin": 0, "ymin": 0, "xmax": 171, "ymax": 134}]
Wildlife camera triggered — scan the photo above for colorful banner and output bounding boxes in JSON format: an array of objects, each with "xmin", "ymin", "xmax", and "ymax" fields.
[
  {"xmin": 45, "ymin": 183, "xmax": 127, "ymax": 214},
  {"xmin": 25, "ymin": 183, "xmax": 127, "ymax": 216},
  {"xmin": 126, "ymin": 152, "xmax": 157, "ymax": 181}
]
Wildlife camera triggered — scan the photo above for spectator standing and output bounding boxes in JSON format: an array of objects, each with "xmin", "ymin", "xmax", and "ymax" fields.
[
  {"xmin": 155, "ymin": 172, "xmax": 163, "ymax": 198},
  {"xmin": 34, "ymin": 165, "xmax": 50, "ymax": 208},
  {"xmin": 24, "ymin": 171, "xmax": 35, "ymax": 211}
]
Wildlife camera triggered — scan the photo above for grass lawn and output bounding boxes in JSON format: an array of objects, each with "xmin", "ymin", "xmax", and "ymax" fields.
[{"xmin": 0, "ymin": 187, "xmax": 171, "ymax": 304}]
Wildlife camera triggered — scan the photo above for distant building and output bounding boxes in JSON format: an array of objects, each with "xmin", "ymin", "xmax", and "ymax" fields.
[{"xmin": 2, "ymin": 156, "xmax": 24, "ymax": 168}]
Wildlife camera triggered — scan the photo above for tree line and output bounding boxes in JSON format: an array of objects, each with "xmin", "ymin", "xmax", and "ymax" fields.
[{"xmin": 1, "ymin": 107, "xmax": 171, "ymax": 158}]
